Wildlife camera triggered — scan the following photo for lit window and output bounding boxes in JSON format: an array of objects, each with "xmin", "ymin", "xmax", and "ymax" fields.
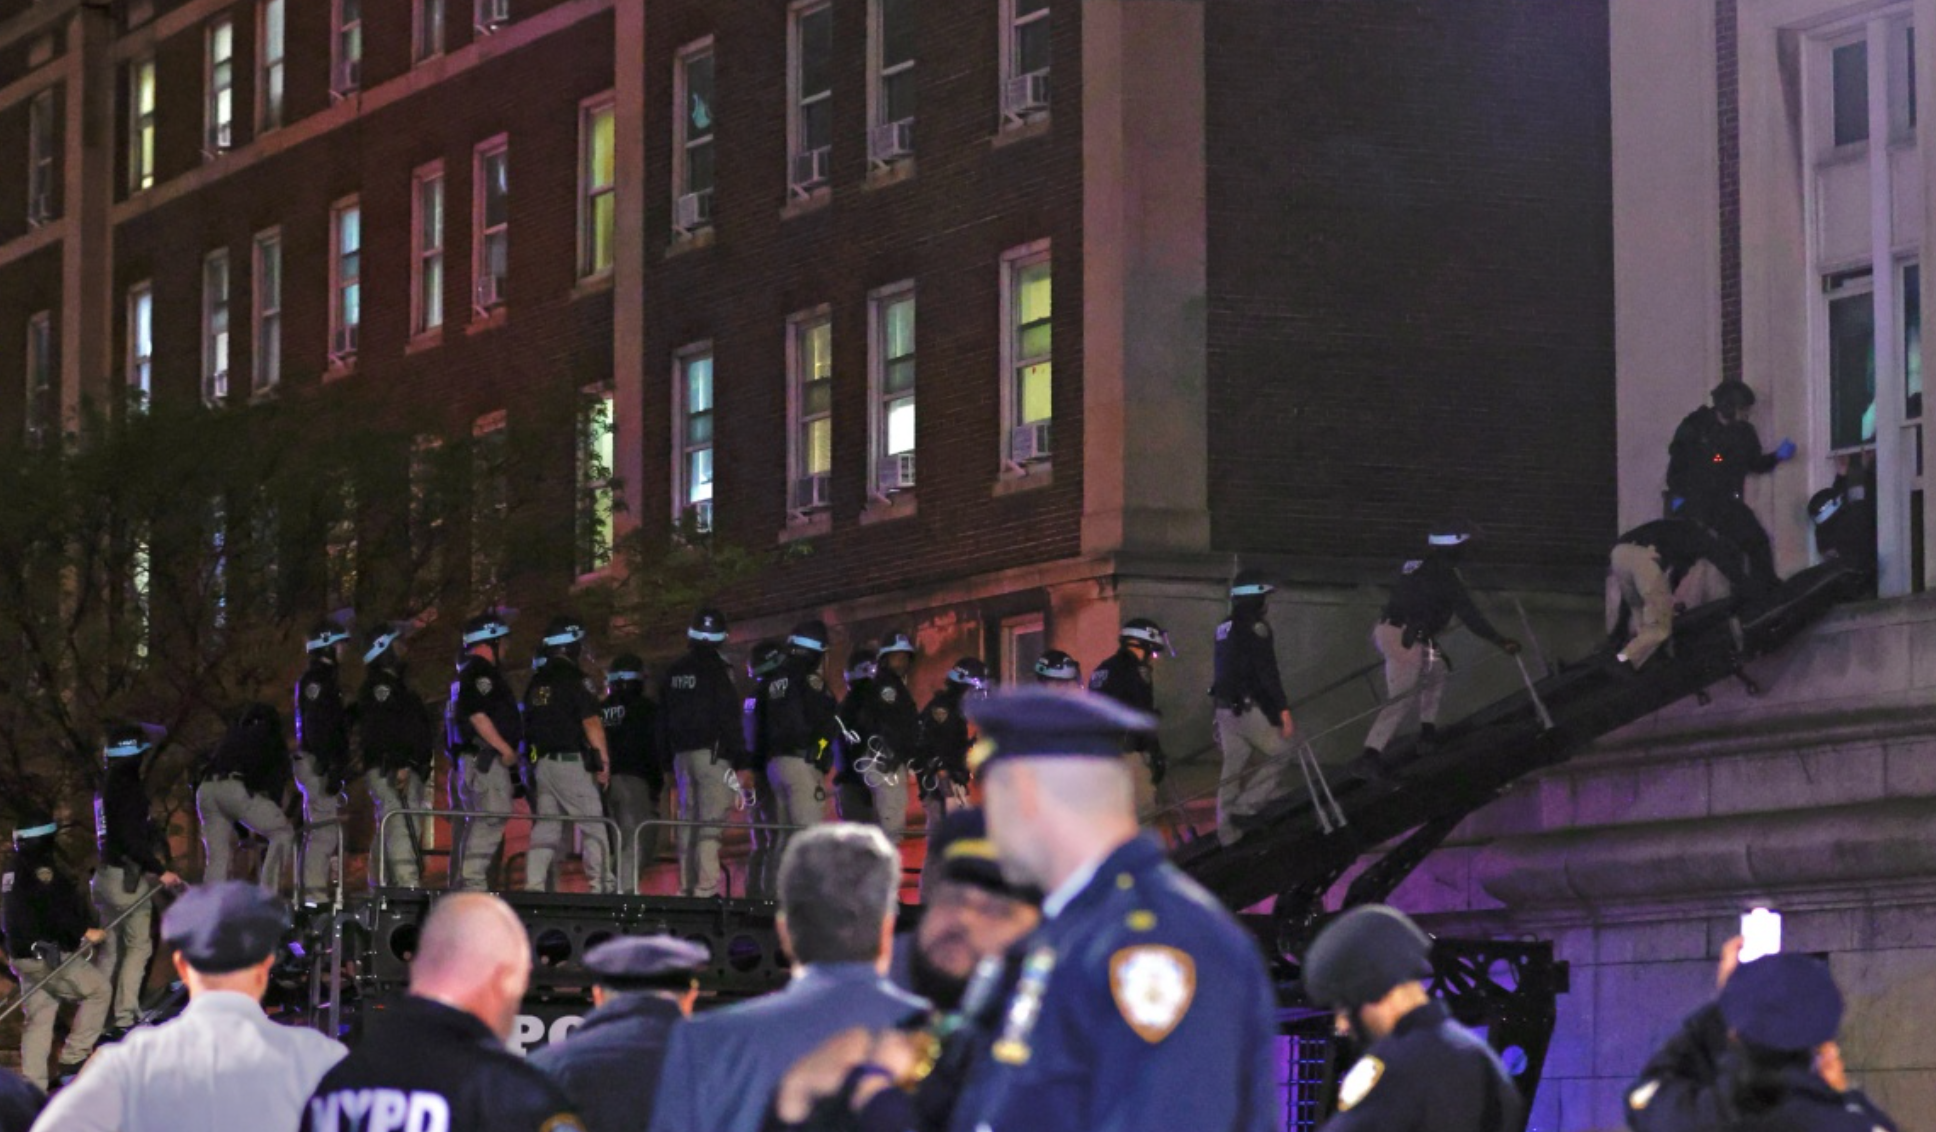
[
  {"xmin": 332, "ymin": 0, "xmax": 362, "ymax": 96},
  {"xmin": 413, "ymin": 164, "xmax": 445, "ymax": 334},
  {"xmin": 253, "ymin": 230, "xmax": 281, "ymax": 393},
  {"xmin": 474, "ymin": 140, "xmax": 509, "ymax": 314},
  {"xmin": 1002, "ymin": 243, "xmax": 1052, "ymax": 465},
  {"xmin": 675, "ymin": 346, "xmax": 715, "ymax": 531},
  {"xmin": 869, "ymin": 284, "xmax": 915, "ymax": 496},
  {"xmin": 415, "ymin": 0, "xmax": 446, "ymax": 63},
  {"xmin": 577, "ymin": 388, "xmax": 616, "ymax": 575},
  {"xmin": 330, "ymin": 198, "xmax": 361, "ymax": 362},
  {"xmin": 789, "ymin": 311, "xmax": 834, "ymax": 513},
  {"xmin": 27, "ymin": 90, "xmax": 55, "ymax": 225},
  {"xmin": 26, "ymin": 311, "xmax": 55, "ymax": 445},
  {"xmin": 475, "ymin": 0, "xmax": 510, "ymax": 34},
  {"xmin": 869, "ymin": 0, "xmax": 915, "ymax": 163},
  {"xmin": 1000, "ymin": 0, "xmax": 1050, "ymax": 124},
  {"xmin": 203, "ymin": 250, "xmax": 231, "ymax": 404},
  {"xmin": 127, "ymin": 282, "xmax": 153, "ymax": 408},
  {"xmin": 1000, "ymin": 613, "xmax": 1046, "ymax": 687},
  {"xmin": 788, "ymin": 2, "xmax": 833, "ymax": 196},
  {"xmin": 471, "ymin": 413, "xmax": 508, "ymax": 600},
  {"xmin": 206, "ymin": 17, "xmax": 235, "ymax": 153},
  {"xmin": 673, "ymin": 41, "xmax": 716, "ymax": 233},
  {"xmin": 130, "ymin": 55, "xmax": 156, "ymax": 193},
  {"xmin": 580, "ymin": 97, "xmax": 617, "ymax": 278},
  {"xmin": 258, "ymin": 0, "xmax": 285, "ymax": 131}
]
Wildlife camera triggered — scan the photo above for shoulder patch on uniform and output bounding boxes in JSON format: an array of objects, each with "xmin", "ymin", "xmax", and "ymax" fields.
[
  {"xmin": 476, "ymin": 677, "xmax": 493, "ymax": 696},
  {"xmin": 1252, "ymin": 620, "xmax": 1270, "ymax": 638},
  {"xmin": 807, "ymin": 673, "xmax": 826, "ymax": 692},
  {"xmin": 539, "ymin": 1116, "xmax": 587, "ymax": 1132},
  {"xmin": 932, "ymin": 706, "xmax": 949, "ymax": 723},
  {"xmin": 767, "ymin": 678, "xmax": 789, "ymax": 699},
  {"xmin": 1109, "ymin": 945, "xmax": 1197, "ymax": 1044},
  {"xmin": 880, "ymin": 685, "xmax": 897, "ymax": 704},
  {"xmin": 0, "ymin": 872, "xmax": 11, "ymax": 894},
  {"xmin": 305, "ymin": 683, "xmax": 321, "ymax": 702},
  {"xmin": 1628, "ymin": 1080, "xmax": 1660, "ymax": 1112},
  {"xmin": 1338, "ymin": 1056, "xmax": 1384, "ymax": 1111},
  {"xmin": 374, "ymin": 685, "xmax": 392, "ymax": 703},
  {"xmin": 33, "ymin": 866, "xmax": 53, "ymax": 884}
]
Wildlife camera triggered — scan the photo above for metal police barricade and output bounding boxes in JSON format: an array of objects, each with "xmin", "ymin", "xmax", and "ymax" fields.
[
  {"xmin": 374, "ymin": 807, "xmax": 625, "ymax": 890},
  {"xmin": 0, "ymin": 880, "xmax": 171, "ymax": 1027},
  {"xmin": 629, "ymin": 817, "xmax": 933, "ymax": 899}
]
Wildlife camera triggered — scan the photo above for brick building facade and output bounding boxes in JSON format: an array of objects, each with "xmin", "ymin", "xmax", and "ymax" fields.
[{"xmin": 0, "ymin": 0, "xmax": 1613, "ymax": 755}]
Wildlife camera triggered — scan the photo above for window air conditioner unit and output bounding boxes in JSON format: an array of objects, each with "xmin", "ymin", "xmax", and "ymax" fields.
[
  {"xmin": 877, "ymin": 452, "xmax": 915, "ymax": 492},
  {"xmin": 476, "ymin": 0, "xmax": 510, "ymax": 33},
  {"xmin": 867, "ymin": 119, "xmax": 914, "ymax": 165},
  {"xmin": 674, "ymin": 189, "xmax": 713, "ymax": 233},
  {"xmin": 789, "ymin": 147, "xmax": 830, "ymax": 198},
  {"xmin": 205, "ymin": 370, "xmax": 229, "ymax": 403},
  {"xmin": 1010, "ymin": 421, "xmax": 1052, "ymax": 463},
  {"xmin": 332, "ymin": 58, "xmax": 361, "ymax": 97},
  {"xmin": 1002, "ymin": 70, "xmax": 1050, "ymax": 120},
  {"xmin": 204, "ymin": 121, "xmax": 233, "ymax": 155},
  {"xmin": 474, "ymin": 272, "xmax": 505, "ymax": 312},
  {"xmin": 793, "ymin": 472, "xmax": 832, "ymax": 513},
  {"xmin": 329, "ymin": 324, "xmax": 358, "ymax": 361},
  {"xmin": 690, "ymin": 498, "xmax": 714, "ymax": 532}
]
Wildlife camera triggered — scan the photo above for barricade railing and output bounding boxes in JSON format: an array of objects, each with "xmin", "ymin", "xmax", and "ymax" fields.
[
  {"xmin": 375, "ymin": 807, "xmax": 624, "ymax": 890},
  {"xmin": 627, "ymin": 817, "xmax": 933, "ymax": 899}
]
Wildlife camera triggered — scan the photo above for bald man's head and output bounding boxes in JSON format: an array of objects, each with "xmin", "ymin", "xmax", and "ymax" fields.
[{"xmin": 409, "ymin": 893, "xmax": 532, "ymax": 1041}]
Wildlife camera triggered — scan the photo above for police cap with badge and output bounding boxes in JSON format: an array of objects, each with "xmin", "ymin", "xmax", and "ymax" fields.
[
  {"xmin": 582, "ymin": 934, "xmax": 709, "ymax": 994},
  {"xmin": 926, "ymin": 808, "xmax": 1041, "ymax": 905},
  {"xmin": 162, "ymin": 881, "xmax": 293, "ymax": 973}
]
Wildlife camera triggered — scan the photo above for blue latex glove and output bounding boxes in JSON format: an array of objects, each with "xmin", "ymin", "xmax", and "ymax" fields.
[{"xmin": 1774, "ymin": 439, "xmax": 1797, "ymax": 462}]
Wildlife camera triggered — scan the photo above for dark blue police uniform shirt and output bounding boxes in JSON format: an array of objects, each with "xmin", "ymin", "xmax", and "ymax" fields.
[
  {"xmin": 530, "ymin": 993, "xmax": 684, "ymax": 1132},
  {"xmin": 947, "ymin": 836, "xmax": 1278, "ymax": 1132},
  {"xmin": 1319, "ymin": 998, "xmax": 1520, "ymax": 1132}
]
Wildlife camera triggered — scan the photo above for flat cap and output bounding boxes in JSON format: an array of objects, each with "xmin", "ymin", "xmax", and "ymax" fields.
[
  {"xmin": 584, "ymin": 934, "xmax": 709, "ymax": 990},
  {"xmin": 965, "ymin": 689, "xmax": 1155, "ymax": 771},
  {"xmin": 1720, "ymin": 953, "xmax": 1843, "ymax": 1052},
  {"xmin": 927, "ymin": 809, "xmax": 1041, "ymax": 905},
  {"xmin": 161, "ymin": 882, "xmax": 292, "ymax": 974},
  {"xmin": 1301, "ymin": 905, "xmax": 1434, "ymax": 1010}
]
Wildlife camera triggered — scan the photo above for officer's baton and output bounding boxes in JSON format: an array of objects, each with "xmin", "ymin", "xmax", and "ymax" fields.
[
  {"xmin": 1512, "ymin": 596, "xmax": 1552, "ymax": 679},
  {"xmin": 1513, "ymin": 653, "xmax": 1556, "ymax": 732},
  {"xmin": 0, "ymin": 880, "xmax": 171, "ymax": 1025}
]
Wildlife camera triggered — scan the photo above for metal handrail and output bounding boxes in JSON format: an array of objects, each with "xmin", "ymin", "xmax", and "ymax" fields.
[
  {"xmin": 0, "ymin": 879, "xmax": 171, "ymax": 1025},
  {"xmin": 375, "ymin": 807, "xmax": 623, "ymax": 889}
]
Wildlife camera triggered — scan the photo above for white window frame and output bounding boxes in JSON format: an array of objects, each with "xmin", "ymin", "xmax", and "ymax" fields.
[
  {"xmin": 414, "ymin": 0, "xmax": 446, "ymax": 64},
  {"xmin": 576, "ymin": 385, "xmax": 617, "ymax": 577},
  {"xmin": 475, "ymin": 0, "xmax": 510, "ymax": 35},
  {"xmin": 257, "ymin": 0, "xmax": 285, "ymax": 132},
  {"xmin": 329, "ymin": 196, "xmax": 361, "ymax": 364},
  {"xmin": 205, "ymin": 16, "xmax": 235, "ymax": 155},
  {"xmin": 331, "ymin": 0, "xmax": 363, "ymax": 98},
  {"xmin": 673, "ymin": 343, "xmax": 716, "ymax": 531},
  {"xmin": 130, "ymin": 54, "xmax": 156, "ymax": 193},
  {"xmin": 787, "ymin": 308, "xmax": 835, "ymax": 514},
  {"xmin": 998, "ymin": 0, "xmax": 1051, "ymax": 125},
  {"xmin": 473, "ymin": 136, "xmax": 509, "ymax": 316},
  {"xmin": 579, "ymin": 94, "xmax": 617, "ymax": 279},
  {"xmin": 411, "ymin": 162, "xmax": 445, "ymax": 336},
  {"xmin": 27, "ymin": 89, "xmax": 55, "ymax": 225},
  {"xmin": 868, "ymin": 282, "xmax": 916, "ymax": 498},
  {"xmin": 127, "ymin": 282, "xmax": 153, "ymax": 409},
  {"xmin": 1000, "ymin": 613, "xmax": 1046, "ymax": 687},
  {"xmin": 788, "ymin": 0, "xmax": 833, "ymax": 197},
  {"xmin": 252, "ymin": 229, "xmax": 282, "ymax": 394},
  {"xmin": 672, "ymin": 38, "xmax": 716, "ymax": 233},
  {"xmin": 1000, "ymin": 240, "xmax": 1052, "ymax": 467},
  {"xmin": 868, "ymin": 0, "xmax": 915, "ymax": 156},
  {"xmin": 26, "ymin": 311, "xmax": 54, "ymax": 445},
  {"xmin": 202, "ymin": 249, "xmax": 231, "ymax": 404}
]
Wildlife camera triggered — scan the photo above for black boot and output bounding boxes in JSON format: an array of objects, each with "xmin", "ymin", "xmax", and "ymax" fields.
[{"xmin": 1354, "ymin": 748, "xmax": 1396, "ymax": 787}]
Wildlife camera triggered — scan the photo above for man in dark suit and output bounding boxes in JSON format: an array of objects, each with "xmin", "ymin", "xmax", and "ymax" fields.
[
  {"xmin": 531, "ymin": 935, "xmax": 706, "ymax": 1132},
  {"xmin": 646, "ymin": 824, "xmax": 928, "ymax": 1132}
]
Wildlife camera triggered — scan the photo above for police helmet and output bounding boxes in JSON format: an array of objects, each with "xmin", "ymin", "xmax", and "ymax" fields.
[
  {"xmin": 877, "ymin": 631, "xmax": 915, "ymax": 659},
  {"xmin": 1120, "ymin": 618, "xmax": 1171, "ymax": 655},
  {"xmin": 748, "ymin": 640, "xmax": 787, "ymax": 680},
  {"xmin": 461, "ymin": 610, "xmax": 513, "ymax": 648},
  {"xmin": 542, "ymin": 614, "xmax": 588, "ymax": 656},
  {"xmin": 787, "ymin": 620, "xmax": 831, "ymax": 655},
  {"xmin": 104, "ymin": 722, "xmax": 157, "ymax": 760},
  {"xmin": 11, "ymin": 812, "xmax": 58, "ymax": 849},
  {"xmin": 1427, "ymin": 520, "xmax": 1475, "ymax": 549},
  {"xmin": 1033, "ymin": 650, "xmax": 1081, "ymax": 683},
  {"xmin": 363, "ymin": 624, "xmax": 405, "ymax": 665},
  {"xmin": 1712, "ymin": 380, "xmax": 1757, "ymax": 412},
  {"xmin": 844, "ymin": 648, "xmax": 878, "ymax": 683},
  {"xmin": 305, "ymin": 619, "xmax": 351, "ymax": 655},
  {"xmin": 1301, "ymin": 904, "xmax": 1434, "ymax": 1011},
  {"xmin": 689, "ymin": 607, "xmax": 729, "ymax": 644},
  {"xmin": 947, "ymin": 657, "xmax": 989, "ymax": 690},
  {"xmin": 1230, "ymin": 569, "xmax": 1276, "ymax": 600},
  {"xmin": 607, "ymin": 653, "xmax": 647, "ymax": 686},
  {"xmin": 1809, "ymin": 483, "xmax": 1861, "ymax": 527}
]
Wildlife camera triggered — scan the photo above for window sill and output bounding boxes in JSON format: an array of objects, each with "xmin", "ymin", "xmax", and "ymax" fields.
[
  {"xmin": 779, "ymin": 510, "xmax": 833, "ymax": 543},
  {"xmin": 780, "ymin": 188, "xmax": 832, "ymax": 221},
  {"xmin": 467, "ymin": 306, "xmax": 508, "ymax": 335},
  {"xmin": 668, "ymin": 226, "xmax": 716, "ymax": 256},
  {"xmin": 864, "ymin": 159, "xmax": 916, "ymax": 192},
  {"xmin": 405, "ymin": 327, "xmax": 444, "ymax": 355},
  {"xmin": 249, "ymin": 383, "xmax": 281, "ymax": 406},
  {"xmin": 572, "ymin": 272, "xmax": 615, "ymax": 300},
  {"xmin": 992, "ymin": 115, "xmax": 1052, "ymax": 149},
  {"xmin": 322, "ymin": 358, "xmax": 358, "ymax": 383},
  {"xmin": 860, "ymin": 492, "xmax": 918, "ymax": 524},
  {"xmin": 992, "ymin": 463, "xmax": 1053, "ymax": 496}
]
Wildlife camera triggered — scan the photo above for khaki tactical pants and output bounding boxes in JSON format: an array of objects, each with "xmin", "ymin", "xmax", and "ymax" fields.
[
  {"xmin": 453, "ymin": 755, "xmax": 514, "ymax": 891},
  {"xmin": 1363, "ymin": 621, "xmax": 1448, "ymax": 754},
  {"xmin": 11, "ymin": 954, "xmax": 109, "ymax": 1089},
  {"xmin": 196, "ymin": 777, "xmax": 295, "ymax": 890},
  {"xmin": 1607, "ymin": 542, "xmax": 1676, "ymax": 670},
  {"xmin": 291, "ymin": 751, "xmax": 343, "ymax": 901},
  {"xmin": 766, "ymin": 754, "xmax": 828, "ymax": 873},
  {"xmin": 366, "ymin": 768, "xmax": 427, "ymax": 887},
  {"xmin": 606, "ymin": 773, "xmax": 660, "ymax": 894},
  {"xmin": 673, "ymin": 749, "xmax": 737, "ymax": 898},
  {"xmin": 90, "ymin": 864, "xmax": 156, "ymax": 1028},
  {"xmin": 1213, "ymin": 705, "xmax": 1293, "ymax": 845},
  {"xmin": 526, "ymin": 756, "xmax": 612, "ymax": 894}
]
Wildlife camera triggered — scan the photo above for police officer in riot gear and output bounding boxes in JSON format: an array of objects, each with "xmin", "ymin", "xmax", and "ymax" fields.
[
  {"xmin": 1033, "ymin": 649, "xmax": 1082, "ymax": 688},
  {"xmin": 1210, "ymin": 570, "xmax": 1296, "ymax": 843},
  {"xmin": 522, "ymin": 614, "xmax": 613, "ymax": 893},
  {"xmin": 1668, "ymin": 381, "xmax": 1794, "ymax": 590},
  {"xmin": 197, "ymin": 703, "xmax": 296, "ymax": 889},
  {"xmin": 93, "ymin": 724, "xmax": 183, "ymax": 1033},
  {"xmin": 762, "ymin": 621, "xmax": 839, "ymax": 863},
  {"xmin": 356, "ymin": 624, "xmax": 435, "ymax": 887},
  {"xmin": 4, "ymin": 815, "xmax": 110, "ymax": 1090},
  {"xmin": 447, "ymin": 611, "xmax": 523, "ymax": 892},
  {"xmin": 1359, "ymin": 524, "xmax": 1519, "ymax": 783},
  {"xmin": 1090, "ymin": 618, "xmax": 1170, "ymax": 818},
  {"xmin": 743, "ymin": 640, "xmax": 789, "ymax": 899},
  {"xmin": 293, "ymin": 622, "xmax": 352, "ymax": 902},
  {"xmin": 856, "ymin": 631, "xmax": 919, "ymax": 847},
  {"xmin": 916, "ymin": 659, "xmax": 986, "ymax": 833},
  {"xmin": 1810, "ymin": 453, "xmax": 1878, "ymax": 588},
  {"xmin": 602, "ymin": 652, "xmax": 660, "ymax": 892},
  {"xmin": 1303, "ymin": 905, "xmax": 1519, "ymax": 1132},
  {"xmin": 833, "ymin": 648, "xmax": 880, "ymax": 825},
  {"xmin": 661, "ymin": 608, "xmax": 751, "ymax": 899}
]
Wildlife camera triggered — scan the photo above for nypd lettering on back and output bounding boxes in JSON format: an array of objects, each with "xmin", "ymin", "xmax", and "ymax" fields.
[{"xmin": 308, "ymin": 1088, "xmax": 450, "ymax": 1132}]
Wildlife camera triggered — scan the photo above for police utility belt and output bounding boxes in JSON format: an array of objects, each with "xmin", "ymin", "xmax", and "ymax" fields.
[
  {"xmin": 531, "ymin": 748, "xmax": 585, "ymax": 762},
  {"xmin": 1212, "ymin": 694, "xmax": 1257, "ymax": 714}
]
